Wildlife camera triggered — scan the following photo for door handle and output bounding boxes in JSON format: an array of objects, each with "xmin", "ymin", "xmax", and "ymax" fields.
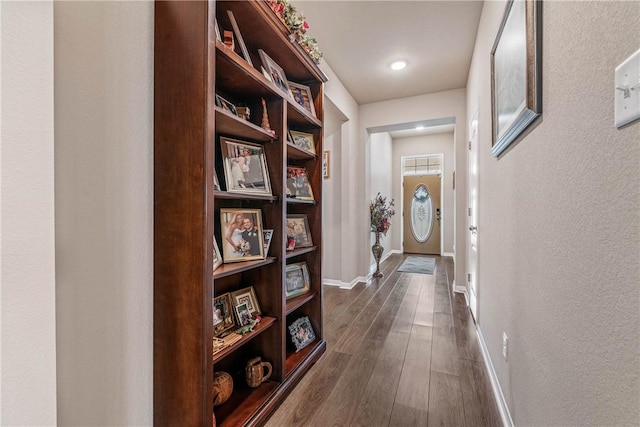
[{"xmin": 469, "ymin": 225, "xmax": 477, "ymax": 232}]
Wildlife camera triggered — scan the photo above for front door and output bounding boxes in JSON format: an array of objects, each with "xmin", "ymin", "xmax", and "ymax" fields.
[
  {"xmin": 403, "ymin": 175, "xmax": 441, "ymax": 255},
  {"xmin": 468, "ymin": 110, "xmax": 479, "ymax": 321}
]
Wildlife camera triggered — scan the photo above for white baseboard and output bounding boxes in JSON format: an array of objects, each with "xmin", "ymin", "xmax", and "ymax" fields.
[
  {"xmin": 323, "ymin": 276, "xmax": 366, "ymax": 290},
  {"xmin": 476, "ymin": 327, "xmax": 514, "ymax": 427},
  {"xmin": 453, "ymin": 281, "xmax": 467, "ymax": 294},
  {"xmin": 442, "ymin": 252, "xmax": 454, "ymax": 257}
]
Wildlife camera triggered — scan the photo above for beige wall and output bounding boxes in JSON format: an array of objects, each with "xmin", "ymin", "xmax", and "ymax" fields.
[
  {"xmin": 369, "ymin": 132, "xmax": 394, "ymax": 260},
  {"xmin": 467, "ymin": 1, "xmax": 640, "ymax": 425},
  {"xmin": 391, "ymin": 132, "xmax": 455, "ymax": 254},
  {"xmin": 1, "ymin": 2, "xmax": 57, "ymax": 424},
  {"xmin": 54, "ymin": 2, "xmax": 153, "ymax": 425}
]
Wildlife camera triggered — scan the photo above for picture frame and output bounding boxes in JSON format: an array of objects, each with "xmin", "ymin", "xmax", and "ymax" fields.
[
  {"xmin": 289, "ymin": 130, "xmax": 316, "ymax": 156},
  {"xmin": 490, "ymin": 0, "xmax": 542, "ymax": 157},
  {"xmin": 258, "ymin": 49, "xmax": 291, "ymax": 96},
  {"xmin": 213, "ymin": 238, "xmax": 223, "ymax": 271},
  {"xmin": 286, "ymin": 214, "xmax": 313, "ymax": 248},
  {"xmin": 235, "ymin": 302, "xmax": 253, "ymax": 327},
  {"xmin": 227, "ymin": 10, "xmax": 253, "ymax": 66},
  {"xmin": 263, "ymin": 229, "xmax": 274, "ymax": 254},
  {"xmin": 231, "ymin": 286, "xmax": 261, "ymax": 317},
  {"xmin": 288, "ymin": 82, "xmax": 316, "ymax": 117},
  {"xmin": 214, "ymin": 170, "xmax": 221, "ymax": 191},
  {"xmin": 286, "ymin": 166, "xmax": 314, "ymax": 201},
  {"xmin": 220, "ymin": 208, "xmax": 265, "ymax": 263},
  {"xmin": 322, "ymin": 151, "xmax": 330, "ymax": 179},
  {"xmin": 220, "ymin": 137, "xmax": 272, "ymax": 195},
  {"xmin": 215, "ymin": 94, "xmax": 238, "ymax": 116},
  {"xmin": 215, "ymin": 19, "xmax": 221, "ymax": 42},
  {"xmin": 288, "ymin": 316, "xmax": 316, "ymax": 353},
  {"xmin": 285, "ymin": 262, "xmax": 311, "ymax": 299},
  {"xmin": 213, "ymin": 293, "xmax": 235, "ymax": 337}
]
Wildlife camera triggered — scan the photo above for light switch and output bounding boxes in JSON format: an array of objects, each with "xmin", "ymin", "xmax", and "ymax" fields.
[{"xmin": 615, "ymin": 49, "xmax": 640, "ymax": 128}]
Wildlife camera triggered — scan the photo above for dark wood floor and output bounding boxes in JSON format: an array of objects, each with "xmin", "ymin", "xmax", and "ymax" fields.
[{"xmin": 266, "ymin": 254, "xmax": 502, "ymax": 427}]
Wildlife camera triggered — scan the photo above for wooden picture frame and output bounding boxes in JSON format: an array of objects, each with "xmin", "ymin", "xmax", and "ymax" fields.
[
  {"xmin": 289, "ymin": 82, "xmax": 316, "ymax": 117},
  {"xmin": 322, "ymin": 151, "xmax": 330, "ymax": 179},
  {"xmin": 220, "ymin": 137, "xmax": 272, "ymax": 195},
  {"xmin": 263, "ymin": 229, "xmax": 274, "ymax": 254},
  {"xmin": 214, "ymin": 170, "xmax": 221, "ymax": 191},
  {"xmin": 288, "ymin": 316, "xmax": 316, "ymax": 353},
  {"xmin": 289, "ymin": 130, "xmax": 316, "ymax": 156},
  {"xmin": 220, "ymin": 208, "xmax": 265, "ymax": 262},
  {"xmin": 285, "ymin": 262, "xmax": 311, "ymax": 299},
  {"xmin": 286, "ymin": 166, "xmax": 314, "ymax": 201},
  {"xmin": 231, "ymin": 286, "xmax": 261, "ymax": 317},
  {"xmin": 213, "ymin": 238, "xmax": 223, "ymax": 271},
  {"xmin": 213, "ymin": 293, "xmax": 235, "ymax": 337},
  {"xmin": 490, "ymin": 0, "xmax": 542, "ymax": 157},
  {"xmin": 286, "ymin": 214, "xmax": 313, "ymax": 248},
  {"xmin": 259, "ymin": 49, "xmax": 291, "ymax": 96},
  {"xmin": 227, "ymin": 10, "xmax": 253, "ymax": 66},
  {"xmin": 215, "ymin": 94, "xmax": 238, "ymax": 116}
]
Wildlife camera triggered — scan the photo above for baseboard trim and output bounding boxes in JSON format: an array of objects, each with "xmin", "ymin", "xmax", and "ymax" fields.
[
  {"xmin": 323, "ymin": 276, "xmax": 366, "ymax": 290},
  {"xmin": 442, "ymin": 252, "xmax": 454, "ymax": 257},
  {"xmin": 476, "ymin": 326, "xmax": 514, "ymax": 427},
  {"xmin": 453, "ymin": 282, "xmax": 467, "ymax": 294}
]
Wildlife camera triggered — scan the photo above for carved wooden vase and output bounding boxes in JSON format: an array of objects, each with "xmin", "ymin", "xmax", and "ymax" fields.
[{"xmin": 372, "ymin": 232, "xmax": 383, "ymax": 278}]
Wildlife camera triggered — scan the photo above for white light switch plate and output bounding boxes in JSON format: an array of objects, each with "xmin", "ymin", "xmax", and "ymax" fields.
[{"xmin": 615, "ymin": 49, "xmax": 640, "ymax": 128}]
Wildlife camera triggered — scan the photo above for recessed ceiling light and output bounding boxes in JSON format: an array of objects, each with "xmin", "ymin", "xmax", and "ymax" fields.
[
  {"xmin": 415, "ymin": 125, "xmax": 424, "ymax": 130},
  {"xmin": 390, "ymin": 60, "xmax": 407, "ymax": 71}
]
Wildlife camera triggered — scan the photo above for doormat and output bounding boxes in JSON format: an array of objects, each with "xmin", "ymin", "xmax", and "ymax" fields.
[{"xmin": 397, "ymin": 256, "xmax": 436, "ymax": 275}]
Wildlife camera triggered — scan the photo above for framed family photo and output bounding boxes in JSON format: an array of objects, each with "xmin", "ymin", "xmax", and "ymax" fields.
[
  {"xmin": 286, "ymin": 166, "xmax": 314, "ymax": 201},
  {"xmin": 235, "ymin": 302, "xmax": 253, "ymax": 327},
  {"xmin": 220, "ymin": 208, "xmax": 265, "ymax": 263},
  {"xmin": 288, "ymin": 316, "xmax": 316, "ymax": 353},
  {"xmin": 263, "ymin": 229, "xmax": 274, "ymax": 254},
  {"xmin": 227, "ymin": 10, "xmax": 253, "ymax": 66},
  {"xmin": 213, "ymin": 293, "xmax": 235, "ymax": 337},
  {"xmin": 259, "ymin": 49, "xmax": 290, "ymax": 96},
  {"xmin": 286, "ymin": 214, "xmax": 313, "ymax": 248},
  {"xmin": 289, "ymin": 82, "xmax": 316, "ymax": 117},
  {"xmin": 490, "ymin": 0, "xmax": 542, "ymax": 157},
  {"xmin": 231, "ymin": 286, "xmax": 261, "ymax": 317},
  {"xmin": 215, "ymin": 94, "xmax": 238, "ymax": 116},
  {"xmin": 220, "ymin": 137, "xmax": 272, "ymax": 195},
  {"xmin": 213, "ymin": 238, "xmax": 223, "ymax": 271},
  {"xmin": 289, "ymin": 130, "xmax": 316, "ymax": 156},
  {"xmin": 285, "ymin": 262, "xmax": 311, "ymax": 299}
]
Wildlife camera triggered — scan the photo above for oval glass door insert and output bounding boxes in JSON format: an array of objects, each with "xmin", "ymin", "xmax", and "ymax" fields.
[{"xmin": 411, "ymin": 184, "xmax": 433, "ymax": 243}]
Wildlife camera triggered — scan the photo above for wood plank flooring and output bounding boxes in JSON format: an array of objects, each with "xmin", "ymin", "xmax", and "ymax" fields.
[{"xmin": 266, "ymin": 254, "xmax": 502, "ymax": 427}]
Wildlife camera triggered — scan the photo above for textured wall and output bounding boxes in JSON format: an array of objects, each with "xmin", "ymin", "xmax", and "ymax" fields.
[
  {"xmin": 54, "ymin": 2, "xmax": 153, "ymax": 425},
  {"xmin": 1, "ymin": 2, "xmax": 57, "ymax": 425},
  {"xmin": 369, "ymin": 132, "xmax": 394, "ymax": 259},
  {"xmin": 467, "ymin": 1, "xmax": 640, "ymax": 424},
  {"xmin": 391, "ymin": 132, "xmax": 455, "ymax": 254}
]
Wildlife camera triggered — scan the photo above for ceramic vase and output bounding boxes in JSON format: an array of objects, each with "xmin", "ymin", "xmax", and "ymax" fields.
[{"xmin": 372, "ymin": 232, "xmax": 383, "ymax": 278}]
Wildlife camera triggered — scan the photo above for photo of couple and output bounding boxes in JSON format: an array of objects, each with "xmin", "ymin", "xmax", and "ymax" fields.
[
  {"xmin": 221, "ymin": 209, "xmax": 266, "ymax": 263},
  {"xmin": 221, "ymin": 137, "xmax": 272, "ymax": 196}
]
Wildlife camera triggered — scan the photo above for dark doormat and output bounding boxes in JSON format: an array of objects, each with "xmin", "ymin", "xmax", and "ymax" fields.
[{"xmin": 397, "ymin": 256, "xmax": 436, "ymax": 274}]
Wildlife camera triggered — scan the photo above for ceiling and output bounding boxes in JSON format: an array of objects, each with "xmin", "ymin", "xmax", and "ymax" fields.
[{"xmin": 292, "ymin": 1, "xmax": 484, "ymax": 105}]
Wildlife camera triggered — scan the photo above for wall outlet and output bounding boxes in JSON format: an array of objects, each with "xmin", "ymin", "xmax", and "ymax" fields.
[{"xmin": 502, "ymin": 332, "xmax": 508, "ymax": 361}]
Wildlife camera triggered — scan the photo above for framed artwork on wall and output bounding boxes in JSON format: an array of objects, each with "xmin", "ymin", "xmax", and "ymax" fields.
[{"xmin": 490, "ymin": 0, "xmax": 542, "ymax": 157}]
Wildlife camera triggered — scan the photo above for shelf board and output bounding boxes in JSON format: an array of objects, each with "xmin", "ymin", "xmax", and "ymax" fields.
[
  {"xmin": 213, "ymin": 316, "xmax": 277, "ymax": 364},
  {"xmin": 287, "ymin": 99, "xmax": 322, "ymax": 128},
  {"xmin": 285, "ymin": 246, "xmax": 317, "ymax": 259},
  {"xmin": 286, "ymin": 142, "xmax": 317, "ymax": 160},
  {"xmin": 214, "ymin": 257, "xmax": 277, "ymax": 279},
  {"xmin": 286, "ymin": 292, "xmax": 317, "ymax": 315},
  {"xmin": 215, "ymin": 378, "xmax": 279, "ymax": 427},
  {"xmin": 286, "ymin": 197, "xmax": 316, "ymax": 205},
  {"xmin": 285, "ymin": 339, "xmax": 323, "ymax": 376},
  {"xmin": 215, "ymin": 106, "xmax": 275, "ymax": 142},
  {"xmin": 214, "ymin": 190, "xmax": 278, "ymax": 202}
]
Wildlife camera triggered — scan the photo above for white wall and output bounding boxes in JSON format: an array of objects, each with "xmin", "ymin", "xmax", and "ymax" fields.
[
  {"xmin": 54, "ymin": 2, "xmax": 153, "ymax": 425},
  {"xmin": 360, "ymin": 89, "xmax": 467, "ymax": 287},
  {"xmin": 1, "ymin": 2, "xmax": 57, "ymax": 425},
  {"xmin": 467, "ymin": 1, "xmax": 640, "ymax": 425},
  {"xmin": 391, "ymin": 132, "xmax": 455, "ymax": 254},
  {"xmin": 369, "ymin": 132, "xmax": 393, "ymax": 259}
]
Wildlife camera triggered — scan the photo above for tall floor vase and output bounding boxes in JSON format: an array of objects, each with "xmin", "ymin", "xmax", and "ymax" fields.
[{"xmin": 372, "ymin": 232, "xmax": 384, "ymax": 278}]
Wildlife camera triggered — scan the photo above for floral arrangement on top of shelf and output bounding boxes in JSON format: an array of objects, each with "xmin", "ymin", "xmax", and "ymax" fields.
[
  {"xmin": 267, "ymin": 0, "xmax": 323, "ymax": 64},
  {"xmin": 370, "ymin": 193, "xmax": 396, "ymax": 278}
]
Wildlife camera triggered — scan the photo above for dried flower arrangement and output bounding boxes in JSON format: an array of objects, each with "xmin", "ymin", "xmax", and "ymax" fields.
[
  {"xmin": 370, "ymin": 193, "xmax": 396, "ymax": 235},
  {"xmin": 267, "ymin": 0, "xmax": 323, "ymax": 64}
]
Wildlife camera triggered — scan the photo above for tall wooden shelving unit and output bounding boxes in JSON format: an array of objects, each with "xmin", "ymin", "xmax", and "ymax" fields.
[{"xmin": 154, "ymin": 1, "xmax": 327, "ymax": 425}]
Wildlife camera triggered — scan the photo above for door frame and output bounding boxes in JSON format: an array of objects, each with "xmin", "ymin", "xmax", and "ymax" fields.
[
  {"xmin": 399, "ymin": 153, "xmax": 445, "ymax": 255},
  {"xmin": 467, "ymin": 109, "xmax": 479, "ymax": 321}
]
